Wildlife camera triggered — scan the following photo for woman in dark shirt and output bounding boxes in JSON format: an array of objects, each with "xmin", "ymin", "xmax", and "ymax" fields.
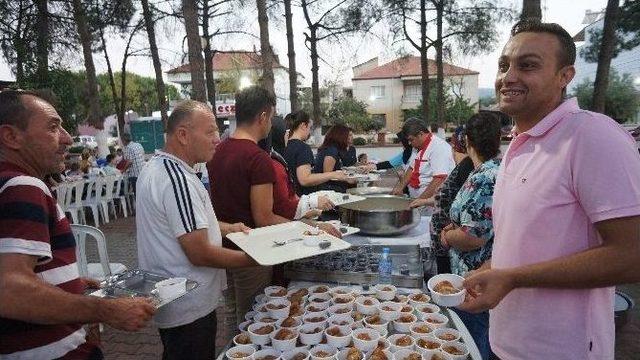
[
  {"xmin": 283, "ymin": 111, "xmax": 346, "ymax": 195},
  {"xmin": 313, "ymin": 124, "xmax": 356, "ymax": 193}
]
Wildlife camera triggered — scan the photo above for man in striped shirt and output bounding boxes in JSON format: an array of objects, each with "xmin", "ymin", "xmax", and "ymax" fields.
[
  {"xmin": 0, "ymin": 90, "xmax": 156, "ymax": 359},
  {"xmin": 122, "ymin": 132, "xmax": 145, "ymax": 194}
]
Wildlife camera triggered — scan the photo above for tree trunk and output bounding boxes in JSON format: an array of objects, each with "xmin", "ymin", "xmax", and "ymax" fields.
[
  {"xmin": 419, "ymin": 0, "xmax": 430, "ymax": 123},
  {"xmin": 256, "ymin": 0, "xmax": 275, "ymax": 95},
  {"xmin": 521, "ymin": 0, "xmax": 542, "ymax": 20},
  {"xmin": 141, "ymin": 0, "xmax": 169, "ymax": 128},
  {"xmin": 435, "ymin": 1, "xmax": 445, "ymax": 128},
  {"xmin": 71, "ymin": 0, "xmax": 103, "ymax": 129},
  {"xmin": 592, "ymin": 0, "xmax": 620, "ymax": 113},
  {"xmin": 309, "ymin": 29, "xmax": 322, "ymax": 127},
  {"xmin": 14, "ymin": 0, "xmax": 26, "ymax": 85},
  {"xmin": 201, "ymin": 0, "xmax": 217, "ymax": 113},
  {"xmin": 182, "ymin": 0, "xmax": 207, "ymax": 102},
  {"xmin": 284, "ymin": 0, "xmax": 298, "ymax": 112},
  {"xmin": 100, "ymin": 29, "xmax": 123, "ymax": 137},
  {"xmin": 35, "ymin": 0, "xmax": 49, "ymax": 87}
]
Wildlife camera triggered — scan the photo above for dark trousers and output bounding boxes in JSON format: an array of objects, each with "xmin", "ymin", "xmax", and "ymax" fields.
[
  {"xmin": 158, "ymin": 311, "xmax": 217, "ymax": 360},
  {"xmin": 452, "ymin": 309, "xmax": 497, "ymax": 360},
  {"xmin": 129, "ymin": 176, "xmax": 138, "ymax": 194}
]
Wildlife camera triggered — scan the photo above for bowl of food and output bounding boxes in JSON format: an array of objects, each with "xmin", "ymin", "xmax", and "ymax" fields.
[
  {"xmin": 392, "ymin": 313, "xmax": 417, "ymax": 333},
  {"xmin": 393, "ymin": 349, "xmax": 423, "ymax": 360},
  {"xmin": 265, "ymin": 286, "xmax": 289, "ymax": 300},
  {"xmin": 440, "ymin": 341, "xmax": 468, "ymax": 360},
  {"xmin": 310, "ymin": 345, "xmax": 338, "ymax": 360},
  {"xmin": 337, "ymin": 347, "xmax": 363, "ymax": 360},
  {"xmin": 351, "ymin": 328, "xmax": 380, "ymax": 352},
  {"xmin": 255, "ymin": 313, "xmax": 279, "ymax": 324},
  {"xmin": 363, "ymin": 314, "xmax": 389, "ymax": 335},
  {"xmin": 253, "ymin": 348, "xmax": 281, "ymax": 360},
  {"xmin": 245, "ymin": 311, "xmax": 258, "ymax": 321},
  {"xmin": 389, "ymin": 295, "xmax": 409, "ymax": 305},
  {"xmin": 282, "ymin": 349, "xmax": 311, "ymax": 360},
  {"xmin": 408, "ymin": 293, "xmax": 431, "ymax": 307},
  {"xmin": 415, "ymin": 304, "xmax": 441, "ymax": 320},
  {"xmin": 270, "ymin": 328, "xmax": 299, "ymax": 352},
  {"xmin": 325, "ymin": 325, "xmax": 353, "ymax": 349},
  {"xmin": 427, "ymin": 274, "xmax": 466, "ymax": 307},
  {"xmin": 226, "ymin": 345, "xmax": 256, "ymax": 360},
  {"xmin": 234, "ymin": 332, "xmax": 254, "ymax": 347},
  {"xmin": 331, "ymin": 286, "xmax": 357, "ymax": 298},
  {"xmin": 277, "ymin": 316, "xmax": 303, "ymax": 331},
  {"xmin": 355, "ymin": 296, "xmax": 380, "ymax": 315},
  {"xmin": 328, "ymin": 304, "xmax": 353, "ymax": 317},
  {"xmin": 309, "ymin": 293, "xmax": 332, "ymax": 305},
  {"xmin": 378, "ymin": 301, "xmax": 402, "ymax": 322},
  {"xmin": 254, "ymin": 303, "xmax": 269, "ymax": 313},
  {"xmin": 248, "ymin": 322, "xmax": 276, "ymax": 346},
  {"xmin": 303, "ymin": 313, "xmax": 328, "ymax": 327},
  {"xmin": 433, "ymin": 328, "xmax": 460, "ymax": 343},
  {"xmin": 409, "ymin": 322, "xmax": 435, "ymax": 338},
  {"xmin": 288, "ymin": 288, "xmax": 310, "ymax": 303},
  {"xmin": 299, "ymin": 323, "xmax": 325, "ymax": 346},
  {"xmin": 332, "ymin": 295, "xmax": 356, "ymax": 308},
  {"xmin": 328, "ymin": 314, "xmax": 354, "ymax": 328},
  {"xmin": 421, "ymin": 313, "xmax": 449, "ymax": 329},
  {"xmin": 309, "ymin": 285, "xmax": 331, "ymax": 295},
  {"xmin": 267, "ymin": 299, "xmax": 292, "ymax": 319},
  {"xmin": 400, "ymin": 305, "xmax": 414, "ymax": 314},
  {"xmin": 414, "ymin": 335, "xmax": 441, "ymax": 357},
  {"xmin": 387, "ymin": 334, "xmax": 415, "ymax": 353},
  {"xmin": 374, "ymin": 284, "xmax": 397, "ymax": 301},
  {"xmin": 306, "ymin": 301, "xmax": 330, "ymax": 313},
  {"xmin": 367, "ymin": 346, "xmax": 393, "ymax": 360}
]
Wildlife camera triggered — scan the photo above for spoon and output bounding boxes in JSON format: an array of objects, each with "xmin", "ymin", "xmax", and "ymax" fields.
[{"xmin": 272, "ymin": 238, "xmax": 304, "ymax": 246}]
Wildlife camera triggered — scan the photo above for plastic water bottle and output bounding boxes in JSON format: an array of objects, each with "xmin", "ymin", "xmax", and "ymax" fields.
[{"xmin": 378, "ymin": 247, "xmax": 393, "ymax": 285}]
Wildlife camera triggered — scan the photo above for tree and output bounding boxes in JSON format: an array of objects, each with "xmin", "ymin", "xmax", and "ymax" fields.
[
  {"xmin": 284, "ymin": 0, "xmax": 298, "ymax": 111},
  {"xmin": 402, "ymin": 83, "xmax": 476, "ymax": 126},
  {"xmin": 141, "ymin": 0, "xmax": 169, "ymax": 128},
  {"xmin": 591, "ymin": 0, "xmax": 620, "ymax": 113},
  {"xmin": 257, "ymin": 0, "xmax": 275, "ymax": 94},
  {"xmin": 580, "ymin": 1, "xmax": 640, "ymax": 62},
  {"xmin": 574, "ymin": 70, "xmax": 639, "ymax": 124},
  {"xmin": 520, "ymin": 0, "xmax": 541, "ymax": 20},
  {"xmin": 71, "ymin": 0, "xmax": 103, "ymax": 128},
  {"xmin": 326, "ymin": 97, "xmax": 372, "ymax": 132},
  {"xmin": 300, "ymin": 0, "xmax": 381, "ymax": 127},
  {"xmin": 182, "ymin": 0, "xmax": 207, "ymax": 101},
  {"xmin": 34, "ymin": 0, "xmax": 49, "ymax": 86}
]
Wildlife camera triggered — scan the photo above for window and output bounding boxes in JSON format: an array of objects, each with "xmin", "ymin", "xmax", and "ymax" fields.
[
  {"xmin": 371, "ymin": 114, "xmax": 387, "ymax": 128},
  {"xmin": 404, "ymin": 85, "xmax": 421, "ymax": 101},
  {"xmin": 370, "ymin": 86, "xmax": 385, "ymax": 99}
]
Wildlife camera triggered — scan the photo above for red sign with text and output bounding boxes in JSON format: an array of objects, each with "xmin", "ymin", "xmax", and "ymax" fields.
[{"xmin": 216, "ymin": 102, "xmax": 236, "ymax": 117}]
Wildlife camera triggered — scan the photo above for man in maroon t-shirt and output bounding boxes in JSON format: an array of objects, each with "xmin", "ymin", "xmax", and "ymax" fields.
[
  {"xmin": 0, "ymin": 90, "xmax": 155, "ymax": 359},
  {"xmin": 208, "ymin": 86, "xmax": 290, "ymax": 322}
]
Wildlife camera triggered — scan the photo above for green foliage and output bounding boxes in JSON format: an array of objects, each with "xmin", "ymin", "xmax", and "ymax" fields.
[
  {"xmin": 580, "ymin": 1, "xmax": 640, "ymax": 63},
  {"xmin": 573, "ymin": 71, "xmax": 640, "ymax": 123},
  {"xmin": 353, "ymin": 137, "xmax": 367, "ymax": 146},
  {"xmin": 69, "ymin": 146, "xmax": 86, "ymax": 154},
  {"xmin": 326, "ymin": 97, "xmax": 375, "ymax": 132},
  {"xmin": 97, "ymin": 72, "xmax": 179, "ymax": 117},
  {"xmin": 479, "ymin": 96, "xmax": 496, "ymax": 108},
  {"xmin": 402, "ymin": 86, "xmax": 476, "ymax": 126}
]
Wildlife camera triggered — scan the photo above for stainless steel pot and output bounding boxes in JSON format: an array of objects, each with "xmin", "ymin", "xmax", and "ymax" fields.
[
  {"xmin": 338, "ymin": 195, "xmax": 421, "ymax": 236},
  {"xmin": 346, "ymin": 187, "xmax": 394, "ymax": 197}
]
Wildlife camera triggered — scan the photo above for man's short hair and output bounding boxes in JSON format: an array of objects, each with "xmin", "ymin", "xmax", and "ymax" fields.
[
  {"xmin": 511, "ymin": 19, "xmax": 576, "ymax": 68},
  {"xmin": 166, "ymin": 100, "xmax": 211, "ymax": 134},
  {"xmin": 235, "ymin": 86, "xmax": 276, "ymax": 127},
  {"xmin": 402, "ymin": 117, "xmax": 429, "ymax": 137},
  {"xmin": 0, "ymin": 90, "xmax": 51, "ymax": 130}
]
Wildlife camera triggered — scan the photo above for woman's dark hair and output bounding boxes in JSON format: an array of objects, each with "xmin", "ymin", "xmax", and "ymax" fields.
[
  {"xmin": 465, "ymin": 112, "xmax": 501, "ymax": 161},
  {"xmin": 287, "ymin": 110, "xmax": 311, "ymax": 134},
  {"xmin": 320, "ymin": 124, "xmax": 350, "ymax": 151},
  {"xmin": 106, "ymin": 154, "xmax": 115, "ymax": 163},
  {"xmin": 396, "ymin": 131, "xmax": 412, "ymax": 164}
]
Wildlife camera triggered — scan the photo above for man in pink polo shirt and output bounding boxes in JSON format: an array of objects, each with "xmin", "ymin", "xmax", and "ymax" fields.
[{"xmin": 460, "ymin": 20, "xmax": 640, "ymax": 359}]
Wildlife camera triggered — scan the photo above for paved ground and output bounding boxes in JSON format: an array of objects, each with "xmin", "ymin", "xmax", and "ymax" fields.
[{"xmin": 90, "ymin": 216, "xmax": 640, "ymax": 359}]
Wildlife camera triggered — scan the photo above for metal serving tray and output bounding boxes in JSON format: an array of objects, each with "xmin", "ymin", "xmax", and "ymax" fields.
[{"xmin": 96, "ymin": 269, "xmax": 198, "ymax": 308}]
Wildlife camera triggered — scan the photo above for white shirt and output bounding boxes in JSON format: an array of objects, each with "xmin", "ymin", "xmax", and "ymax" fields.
[
  {"xmin": 407, "ymin": 135, "xmax": 455, "ymax": 198},
  {"xmin": 136, "ymin": 150, "xmax": 226, "ymax": 328},
  {"xmin": 124, "ymin": 142, "xmax": 146, "ymax": 177}
]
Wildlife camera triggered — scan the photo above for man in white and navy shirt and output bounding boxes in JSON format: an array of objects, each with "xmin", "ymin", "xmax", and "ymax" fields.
[{"xmin": 136, "ymin": 99, "xmax": 256, "ymax": 360}]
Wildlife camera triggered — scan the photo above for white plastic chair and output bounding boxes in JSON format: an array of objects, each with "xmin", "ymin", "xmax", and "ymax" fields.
[
  {"xmin": 63, "ymin": 180, "xmax": 85, "ymax": 224},
  {"xmin": 54, "ymin": 183, "xmax": 69, "ymax": 209},
  {"xmin": 112, "ymin": 176, "xmax": 128, "ymax": 217},
  {"xmin": 123, "ymin": 177, "xmax": 135, "ymax": 214},
  {"xmin": 71, "ymin": 224, "xmax": 127, "ymax": 281},
  {"xmin": 101, "ymin": 176, "xmax": 116, "ymax": 222},
  {"xmin": 82, "ymin": 178, "xmax": 106, "ymax": 227}
]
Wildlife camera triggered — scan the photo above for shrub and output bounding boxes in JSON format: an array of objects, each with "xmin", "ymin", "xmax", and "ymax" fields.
[{"xmin": 353, "ymin": 137, "xmax": 367, "ymax": 146}]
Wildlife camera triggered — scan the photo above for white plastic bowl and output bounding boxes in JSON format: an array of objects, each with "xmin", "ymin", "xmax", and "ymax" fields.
[
  {"xmin": 351, "ymin": 328, "xmax": 380, "ymax": 352},
  {"xmin": 310, "ymin": 345, "xmax": 338, "ymax": 360},
  {"xmin": 254, "ymin": 303, "xmax": 270, "ymax": 313},
  {"xmin": 409, "ymin": 322, "xmax": 435, "ymax": 338},
  {"xmin": 276, "ymin": 317, "xmax": 303, "ymax": 331},
  {"xmin": 387, "ymin": 334, "xmax": 415, "ymax": 353},
  {"xmin": 393, "ymin": 348, "xmax": 422, "ymax": 360},
  {"xmin": 234, "ymin": 333, "xmax": 255, "ymax": 347},
  {"xmin": 281, "ymin": 349, "xmax": 310, "ymax": 360},
  {"xmin": 331, "ymin": 295, "xmax": 356, "ymax": 308},
  {"xmin": 253, "ymin": 348, "xmax": 281, "ymax": 360},
  {"xmin": 337, "ymin": 348, "xmax": 364, "ymax": 360},
  {"xmin": 240, "ymin": 320, "xmax": 255, "ymax": 333},
  {"xmin": 306, "ymin": 302, "xmax": 330, "ymax": 313},
  {"xmin": 299, "ymin": 323, "xmax": 325, "ymax": 346},
  {"xmin": 309, "ymin": 293, "xmax": 332, "ymax": 305},
  {"xmin": 413, "ymin": 335, "xmax": 441, "ymax": 357},
  {"xmin": 267, "ymin": 299, "xmax": 292, "ymax": 319},
  {"xmin": 355, "ymin": 296, "xmax": 380, "ymax": 315},
  {"xmin": 308, "ymin": 285, "xmax": 331, "ymax": 295},
  {"xmin": 331, "ymin": 286, "xmax": 357, "ymax": 298},
  {"xmin": 399, "ymin": 305, "xmax": 415, "ymax": 315},
  {"xmin": 270, "ymin": 328, "xmax": 299, "ymax": 352},
  {"xmin": 303, "ymin": 313, "xmax": 328, "ymax": 327},
  {"xmin": 439, "ymin": 341, "xmax": 468, "ymax": 360},
  {"xmin": 421, "ymin": 313, "xmax": 449, "ymax": 329},
  {"xmin": 328, "ymin": 314, "xmax": 354, "ymax": 328},
  {"xmin": 374, "ymin": 284, "xmax": 397, "ymax": 301},
  {"xmin": 255, "ymin": 313, "xmax": 279, "ymax": 324},
  {"xmin": 288, "ymin": 288, "xmax": 310, "ymax": 303},
  {"xmin": 328, "ymin": 304, "xmax": 353, "ymax": 317},
  {"xmin": 378, "ymin": 302, "xmax": 402, "ymax": 322},
  {"xmin": 248, "ymin": 322, "xmax": 276, "ymax": 346},
  {"xmin": 265, "ymin": 285, "xmax": 289, "ymax": 300},
  {"xmin": 246, "ymin": 311, "xmax": 258, "ymax": 321},
  {"xmin": 433, "ymin": 328, "xmax": 460, "ymax": 343},
  {"xmin": 427, "ymin": 274, "xmax": 466, "ymax": 307},
  {"xmin": 226, "ymin": 345, "xmax": 256, "ymax": 360},
  {"xmin": 376, "ymin": 337, "xmax": 391, "ymax": 351},
  {"xmin": 407, "ymin": 293, "xmax": 431, "ymax": 308},
  {"xmin": 255, "ymin": 294, "xmax": 268, "ymax": 305},
  {"xmin": 414, "ymin": 304, "xmax": 441, "ymax": 320},
  {"xmin": 365, "ymin": 348, "xmax": 394, "ymax": 360},
  {"xmin": 392, "ymin": 313, "xmax": 417, "ymax": 333},
  {"xmin": 324, "ymin": 326, "xmax": 353, "ymax": 349},
  {"xmin": 363, "ymin": 315, "xmax": 389, "ymax": 335}
]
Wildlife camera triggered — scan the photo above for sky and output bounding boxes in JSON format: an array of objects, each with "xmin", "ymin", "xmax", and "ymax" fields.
[{"xmin": 0, "ymin": 0, "xmax": 609, "ymax": 90}]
